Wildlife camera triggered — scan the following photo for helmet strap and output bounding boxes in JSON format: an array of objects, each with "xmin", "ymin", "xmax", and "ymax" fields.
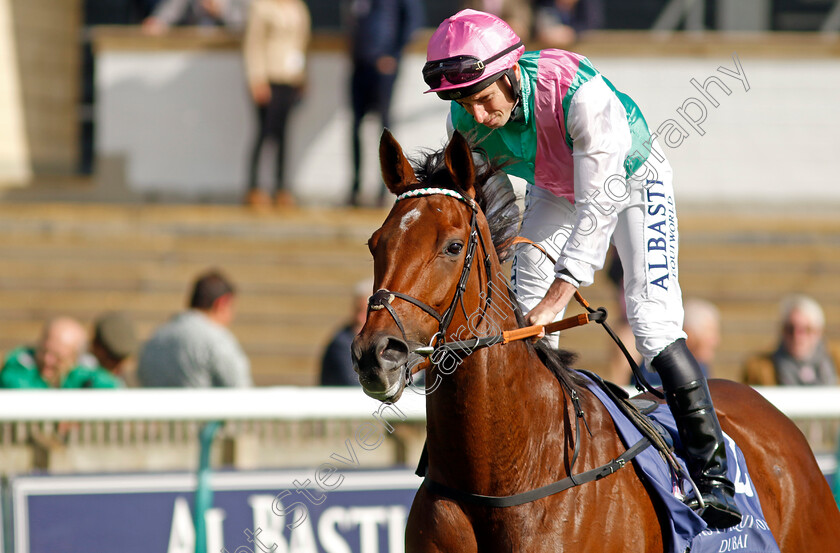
[{"xmin": 505, "ymin": 67, "xmax": 525, "ymax": 124}]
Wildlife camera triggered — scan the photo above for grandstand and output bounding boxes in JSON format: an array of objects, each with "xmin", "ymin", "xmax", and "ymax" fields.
[{"xmin": 0, "ymin": 201, "xmax": 837, "ymax": 386}]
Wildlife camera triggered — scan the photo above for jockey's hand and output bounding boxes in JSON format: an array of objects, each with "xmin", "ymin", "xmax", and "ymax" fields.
[{"xmin": 525, "ymin": 278, "xmax": 578, "ymax": 339}]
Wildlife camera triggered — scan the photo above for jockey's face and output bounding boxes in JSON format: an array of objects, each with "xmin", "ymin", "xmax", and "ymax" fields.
[{"xmin": 456, "ymin": 64, "xmax": 520, "ymax": 129}]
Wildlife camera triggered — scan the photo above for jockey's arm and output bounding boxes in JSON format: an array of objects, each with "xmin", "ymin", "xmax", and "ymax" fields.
[{"xmin": 557, "ymin": 75, "xmax": 633, "ymax": 289}]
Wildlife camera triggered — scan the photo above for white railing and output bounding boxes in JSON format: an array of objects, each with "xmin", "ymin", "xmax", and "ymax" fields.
[
  {"xmin": 0, "ymin": 387, "xmax": 427, "ymax": 422},
  {"xmin": 1, "ymin": 386, "xmax": 838, "ymax": 475},
  {"xmin": 0, "ymin": 386, "xmax": 839, "ymax": 422}
]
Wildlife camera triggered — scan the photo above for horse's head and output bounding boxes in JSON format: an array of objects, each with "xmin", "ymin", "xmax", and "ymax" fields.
[{"xmin": 352, "ymin": 130, "xmax": 507, "ymax": 403}]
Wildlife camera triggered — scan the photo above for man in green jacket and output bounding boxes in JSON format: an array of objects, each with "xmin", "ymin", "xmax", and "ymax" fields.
[
  {"xmin": 1, "ymin": 317, "xmax": 89, "ymax": 388},
  {"xmin": 0, "ymin": 315, "xmax": 133, "ymax": 389}
]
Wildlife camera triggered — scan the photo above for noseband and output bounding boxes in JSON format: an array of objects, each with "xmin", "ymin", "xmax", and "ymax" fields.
[{"xmin": 368, "ymin": 188, "xmax": 496, "ymax": 362}]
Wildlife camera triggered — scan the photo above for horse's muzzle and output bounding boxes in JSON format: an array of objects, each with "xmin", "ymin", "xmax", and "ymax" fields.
[{"xmin": 352, "ymin": 333, "xmax": 411, "ymax": 402}]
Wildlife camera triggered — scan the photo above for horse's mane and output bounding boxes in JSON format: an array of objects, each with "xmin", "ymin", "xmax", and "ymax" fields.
[
  {"xmin": 411, "ymin": 143, "xmax": 519, "ymax": 262},
  {"xmin": 410, "ymin": 142, "xmax": 587, "ymax": 392},
  {"xmin": 510, "ymin": 290, "xmax": 588, "ymax": 391}
]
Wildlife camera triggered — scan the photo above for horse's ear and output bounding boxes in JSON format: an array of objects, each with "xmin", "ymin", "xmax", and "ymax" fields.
[
  {"xmin": 444, "ymin": 131, "xmax": 476, "ymax": 199},
  {"xmin": 379, "ymin": 129, "xmax": 417, "ymax": 196}
]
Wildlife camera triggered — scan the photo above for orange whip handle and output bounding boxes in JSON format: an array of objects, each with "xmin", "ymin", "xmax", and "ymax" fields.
[{"xmin": 502, "ymin": 313, "xmax": 595, "ymax": 344}]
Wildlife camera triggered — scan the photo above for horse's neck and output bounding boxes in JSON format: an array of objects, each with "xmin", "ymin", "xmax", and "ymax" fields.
[
  {"xmin": 424, "ymin": 329, "xmax": 572, "ymax": 491},
  {"xmin": 428, "ymin": 272, "xmax": 562, "ymax": 425},
  {"xmin": 421, "ymin": 246, "xmax": 578, "ymax": 488}
]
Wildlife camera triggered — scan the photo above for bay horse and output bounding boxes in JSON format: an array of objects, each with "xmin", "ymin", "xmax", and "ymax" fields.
[{"xmin": 352, "ymin": 129, "xmax": 840, "ymax": 552}]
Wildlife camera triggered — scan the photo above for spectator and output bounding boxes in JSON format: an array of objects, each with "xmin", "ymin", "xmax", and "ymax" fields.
[
  {"xmin": 683, "ymin": 298, "xmax": 720, "ymax": 379},
  {"xmin": 0, "ymin": 317, "xmax": 88, "ymax": 388},
  {"xmin": 137, "ymin": 269, "xmax": 253, "ymax": 387},
  {"xmin": 320, "ymin": 279, "xmax": 371, "ymax": 385},
  {"xmin": 743, "ymin": 294, "xmax": 840, "ymax": 386},
  {"xmin": 141, "ymin": 0, "xmax": 251, "ymax": 34},
  {"xmin": 63, "ymin": 312, "xmax": 139, "ymax": 389},
  {"xmin": 347, "ymin": 0, "xmax": 423, "ymax": 207},
  {"xmin": 532, "ymin": 0, "xmax": 604, "ymax": 49},
  {"xmin": 462, "ymin": 0, "xmax": 533, "ymax": 41},
  {"xmin": 242, "ymin": 0, "xmax": 311, "ymax": 209}
]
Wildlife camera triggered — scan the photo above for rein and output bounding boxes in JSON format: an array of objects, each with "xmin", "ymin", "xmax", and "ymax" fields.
[{"xmin": 412, "ymin": 294, "xmax": 606, "ymax": 357}]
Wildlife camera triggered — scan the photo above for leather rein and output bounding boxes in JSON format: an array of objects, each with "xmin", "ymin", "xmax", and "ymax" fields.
[{"xmin": 369, "ymin": 187, "xmax": 654, "ymax": 508}]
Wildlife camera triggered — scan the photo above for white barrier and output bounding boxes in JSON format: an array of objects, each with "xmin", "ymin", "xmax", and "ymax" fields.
[
  {"xmin": 0, "ymin": 387, "xmax": 426, "ymax": 422},
  {"xmin": 0, "ymin": 386, "xmax": 838, "ymax": 422}
]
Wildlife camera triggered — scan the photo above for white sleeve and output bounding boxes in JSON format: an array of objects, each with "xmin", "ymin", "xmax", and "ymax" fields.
[
  {"xmin": 211, "ymin": 331, "xmax": 253, "ymax": 387},
  {"xmin": 557, "ymin": 75, "xmax": 632, "ymax": 287}
]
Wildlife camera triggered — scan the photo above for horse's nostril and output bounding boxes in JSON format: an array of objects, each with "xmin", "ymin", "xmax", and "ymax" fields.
[{"xmin": 376, "ymin": 336, "xmax": 409, "ymax": 367}]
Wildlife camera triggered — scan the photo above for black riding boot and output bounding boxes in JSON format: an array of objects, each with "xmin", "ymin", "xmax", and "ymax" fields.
[{"xmin": 652, "ymin": 339, "xmax": 742, "ymax": 529}]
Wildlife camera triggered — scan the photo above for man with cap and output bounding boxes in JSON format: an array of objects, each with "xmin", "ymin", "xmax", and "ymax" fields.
[
  {"xmin": 422, "ymin": 9, "xmax": 740, "ymax": 528},
  {"xmin": 63, "ymin": 312, "xmax": 138, "ymax": 388}
]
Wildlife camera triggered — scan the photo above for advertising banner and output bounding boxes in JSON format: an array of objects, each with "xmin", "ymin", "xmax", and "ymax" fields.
[{"xmin": 8, "ymin": 469, "xmax": 419, "ymax": 553}]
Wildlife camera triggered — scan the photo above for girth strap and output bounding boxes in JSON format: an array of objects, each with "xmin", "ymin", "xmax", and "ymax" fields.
[{"xmin": 422, "ymin": 436, "xmax": 651, "ymax": 508}]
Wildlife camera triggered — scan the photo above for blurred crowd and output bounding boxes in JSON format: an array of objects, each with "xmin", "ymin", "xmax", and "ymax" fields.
[
  {"xmin": 3, "ymin": 1, "xmax": 833, "ymax": 391},
  {"xmin": 1, "ymin": 264, "xmax": 836, "ymax": 389},
  {"xmin": 0, "ymin": 269, "xmax": 252, "ymax": 389}
]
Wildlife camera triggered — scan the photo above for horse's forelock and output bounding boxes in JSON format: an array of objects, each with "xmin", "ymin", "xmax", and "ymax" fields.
[{"xmin": 409, "ymin": 141, "xmax": 520, "ymax": 262}]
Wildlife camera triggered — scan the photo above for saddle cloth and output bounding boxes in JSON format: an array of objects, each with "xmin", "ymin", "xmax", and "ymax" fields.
[{"xmin": 584, "ymin": 376, "xmax": 782, "ymax": 553}]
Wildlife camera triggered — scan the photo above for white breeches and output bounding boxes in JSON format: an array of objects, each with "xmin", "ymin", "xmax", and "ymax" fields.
[{"xmin": 511, "ymin": 152, "xmax": 686, "ymax": 363}]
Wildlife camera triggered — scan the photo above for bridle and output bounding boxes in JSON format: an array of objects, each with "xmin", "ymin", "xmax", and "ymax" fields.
[{"xmin": 367, "ymin": 187, "xmax": 501, "ymax": 363}]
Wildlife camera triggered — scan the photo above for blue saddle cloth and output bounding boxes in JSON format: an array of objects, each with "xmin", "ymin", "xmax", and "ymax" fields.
[{"xmin": 584, "ymin": 377, "xmax": 781, "ymax": 553}]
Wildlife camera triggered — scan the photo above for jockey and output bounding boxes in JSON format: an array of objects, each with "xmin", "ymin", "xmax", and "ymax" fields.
[{"xmin": 423, "ymin": 9, "xmax": 741, "ymax": 529}]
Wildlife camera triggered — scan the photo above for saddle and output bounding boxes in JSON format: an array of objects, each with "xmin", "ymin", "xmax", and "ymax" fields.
[
  {"xmin": 584, "ymin": 372, "xmax": 781, "ymax": 552},
  {"xmin": 578, "ymin": 369, "xmax": 676, "ymax": 454}
]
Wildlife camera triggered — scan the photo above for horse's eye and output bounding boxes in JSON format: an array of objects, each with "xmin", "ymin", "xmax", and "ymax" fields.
[{"xmin": 445, "ymin": 241, "xmax": 464, "ymax": 256}]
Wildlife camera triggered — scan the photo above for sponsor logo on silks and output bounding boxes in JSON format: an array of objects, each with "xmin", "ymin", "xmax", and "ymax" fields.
[
  {"xmin": 718, "ymin": 533, "xmax": 749, "ymax": 552},
  {"xmin": 645, "ymin": 180, "xmax": 677, "ymax": 291}
]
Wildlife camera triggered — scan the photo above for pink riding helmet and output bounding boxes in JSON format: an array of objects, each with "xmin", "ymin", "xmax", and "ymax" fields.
[{"xmin": 424, "ymin": 9, "xmax": 524, "ymax": 100}]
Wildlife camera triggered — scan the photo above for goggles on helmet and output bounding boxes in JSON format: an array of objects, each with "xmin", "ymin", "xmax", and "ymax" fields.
[{"xmin": 422, "ymin": 41, "xmax": 523, "ymax": 89}]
